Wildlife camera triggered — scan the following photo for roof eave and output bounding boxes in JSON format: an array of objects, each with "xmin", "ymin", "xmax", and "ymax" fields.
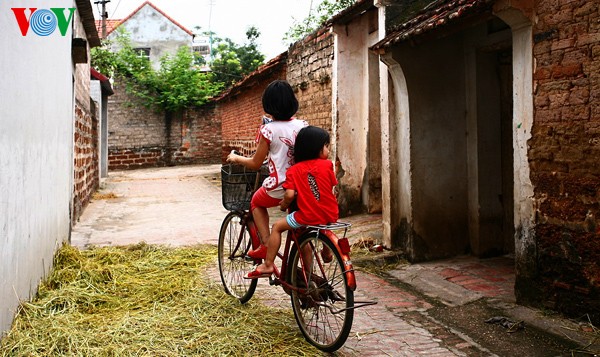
[{"xmin": 75, "ymin": 0, "xmax": 101, "ymax": 47}]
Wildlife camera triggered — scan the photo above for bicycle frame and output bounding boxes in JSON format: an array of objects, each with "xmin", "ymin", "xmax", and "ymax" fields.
[{"xmin": 239, "ymin": 210, "xmax": 357, "ymax": 293}]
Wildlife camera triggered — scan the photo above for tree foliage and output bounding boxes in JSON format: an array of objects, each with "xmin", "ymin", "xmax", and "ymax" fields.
[
  {"xmin": 284, "ymin": 0, "xmax": 356, "ymax": 43},
  {"xmin": 91, "ymin": 29, "xmax": 223, "ymax": 113},
  {"xmin": 209, "ymin": 26, "xmax": 265, "ymax": 87},
  {"xmin": 91, "ymin": 27, "xmax": 266, "ymax": 110}
]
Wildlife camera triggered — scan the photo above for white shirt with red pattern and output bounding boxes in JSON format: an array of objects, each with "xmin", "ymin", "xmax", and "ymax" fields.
[{"xmin": 257, "ymin": 118, "xmax": 308, "ymax": 198}]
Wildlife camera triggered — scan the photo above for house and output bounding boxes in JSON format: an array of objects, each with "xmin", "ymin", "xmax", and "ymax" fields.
[
  {"xmin": 218, "ymin": 0, "xmax": 599, "ymax": 322},
  {"xmin": 97, "ymin": 2, "xmax": 221, "ymax": 169},
  {"xmin": 0, "ymin": 0, "xmax": 101, "ymax": 336},
  {"xmin": 341, "ymin": 0, "xmax": 598, "ymax": 322},
  {"xmin": 98, "ymin": 1, "xmax": 195, "ymax": 70}
]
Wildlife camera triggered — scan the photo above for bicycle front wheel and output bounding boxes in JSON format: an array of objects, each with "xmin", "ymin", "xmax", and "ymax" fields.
[
  {"xmin": 288, "ymin": 232, "xmax": 354, "ymax": 352},
  {"xmin": 218, "ymin": 211, "xmax": 257, "ymax": 303}
]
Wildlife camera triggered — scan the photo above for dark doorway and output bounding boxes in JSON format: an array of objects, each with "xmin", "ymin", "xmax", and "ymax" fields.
[{"xmin": 473, "ymin": 43, "xmax": 515, "ymax": 257}]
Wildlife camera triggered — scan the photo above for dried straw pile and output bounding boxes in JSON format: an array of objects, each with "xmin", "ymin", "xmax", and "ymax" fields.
[{"xmin": 0, "ymin": 243, "xmax": 318, "ymax": 356}]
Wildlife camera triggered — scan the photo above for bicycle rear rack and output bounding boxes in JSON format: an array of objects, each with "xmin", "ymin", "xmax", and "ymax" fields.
[
  {"xmin": 306, "ymin": 222, "xmax": 379, "ymax": 311},
  {"xmin": 306, "ymin": 222, "xmax": 352, "ymax": 237}
]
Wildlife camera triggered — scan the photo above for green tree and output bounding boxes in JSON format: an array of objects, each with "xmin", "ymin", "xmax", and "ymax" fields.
[
  {"xmin": 91, "ymin": 30, "xmax": 221, "ymax": 112},
  {"xmin": 284, "ymin": 0, "xmax": 356, "ymax": 43},
  {"xmin": 209, "ymin": 26, "xmax": 265, "ymax": 87},
  {"xmin": 91, "ymin": 30, "xmax": 224, "ymax": 165}
]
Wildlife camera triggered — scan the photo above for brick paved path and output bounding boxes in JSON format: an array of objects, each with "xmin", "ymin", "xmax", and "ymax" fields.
[{"xmin": 207, "ymin": 263, "xmax": 496, "ymax": 356}]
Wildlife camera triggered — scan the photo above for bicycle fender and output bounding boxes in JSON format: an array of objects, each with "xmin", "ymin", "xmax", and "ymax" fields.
[{"xmin": 321, "ymin": 230, "xmax": 357, "ymax": 291}]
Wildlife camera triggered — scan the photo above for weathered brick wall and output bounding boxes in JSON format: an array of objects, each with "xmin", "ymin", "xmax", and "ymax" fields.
[
  {"xmin": 529, "ymin": 0, "xmax": 599, "ymax": 322},
  {"xmin": 107, "ymin": 78, "xmax": 221, "ymax": 169},
  {"xmin": 287, "ymin": 27, "xmax": 335, "ymax": 131},
  {"xmin": 219, "ymin": 60, "xmax": 287, "ymax": 161},
  {"xmin": 72, "ymin": 99, "xmax": 99, "ymax": 223},
  {"xmin": 174, "ymin": 104, "xmax": 222, "ymax": 165}
]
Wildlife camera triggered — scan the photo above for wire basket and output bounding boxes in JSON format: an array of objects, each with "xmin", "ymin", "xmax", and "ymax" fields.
[{"xmin": 221, "ymin": 164, "xmax": 269, "ymax": 211}]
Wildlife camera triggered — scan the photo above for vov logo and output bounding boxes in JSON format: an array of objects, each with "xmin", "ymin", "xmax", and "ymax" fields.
[{"xmin": 11, "ymin": 8, "xmax": 76, "ymax": 37}]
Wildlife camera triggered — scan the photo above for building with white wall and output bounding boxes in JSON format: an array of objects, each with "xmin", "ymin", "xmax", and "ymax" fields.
[
  {"xmin": 103, "ymin": 1, "xmax": 195, "ymax": 70},
  {"xmin": 0, "ymin": 0, "xmax": 100, "ymax": 337}
]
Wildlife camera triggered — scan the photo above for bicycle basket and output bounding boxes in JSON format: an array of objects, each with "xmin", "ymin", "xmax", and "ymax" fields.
[{"xmin": 221, "ymin": 164, "xmax": 269, "ymax": 211}]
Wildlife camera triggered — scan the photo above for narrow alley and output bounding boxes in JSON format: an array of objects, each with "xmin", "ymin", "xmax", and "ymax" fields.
[{"xmin": 70, "ymin": 165, "xmax": 598, "ymax": 356}]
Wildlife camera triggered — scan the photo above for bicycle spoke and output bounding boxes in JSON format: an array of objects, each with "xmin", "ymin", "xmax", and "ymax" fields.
[
  {"xmin": 289, "ymin": 232, "xmax": 354, "ymax": 352},
  {"xmin": 218, "ymin": 212, "xmax": 257, "ymax": 303}
]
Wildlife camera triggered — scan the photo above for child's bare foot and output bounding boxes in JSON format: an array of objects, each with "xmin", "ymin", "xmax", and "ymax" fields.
[{"xmin": 244, "ymin": 263, "xmax": 273, "ymax": 279}]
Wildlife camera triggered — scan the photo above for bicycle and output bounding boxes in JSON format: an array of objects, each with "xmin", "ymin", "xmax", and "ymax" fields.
[{"xmin": 217, "ymin": 162, "xmax": 376, "ymax": 352}]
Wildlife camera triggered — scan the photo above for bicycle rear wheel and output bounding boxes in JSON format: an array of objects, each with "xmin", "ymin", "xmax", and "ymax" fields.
[
  {"xmin": 218, "ymin": 211, "xmax": 257, "ymax": 303},
  {"xmin": 288, "ymin": 232, "xmax": 354, "ymax": 352}
]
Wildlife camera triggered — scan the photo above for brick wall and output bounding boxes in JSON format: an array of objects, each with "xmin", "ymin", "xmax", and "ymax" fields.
[
  {"xmin": 218, "ymin": 58, "xmax": 288, "ymax": 161},
  {"xmin": 288, "ymin": 27, "xmax": 335, "ymax": 131},
  {"xmin": 174, "ymin": 104, "xmax": 222, "ymax": 165},
  {"xmin": 72, "ymin": 99, "xmax": 99, "ymax": 223},
  {"xmin": 107, "ymin": 77, "xmax": 221, "ymax": 169},
  {"xmin": 529, "ymin": 0, "xmax": 599, "ymax": 321}
]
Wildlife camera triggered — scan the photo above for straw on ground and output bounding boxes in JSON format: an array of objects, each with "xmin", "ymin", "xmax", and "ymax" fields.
[{"xmin": 0, "ymin": 243, "xmax": 321, "ymax": 356}]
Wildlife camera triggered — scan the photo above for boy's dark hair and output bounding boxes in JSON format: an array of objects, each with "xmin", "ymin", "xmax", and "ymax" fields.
[
  {"xmin": 294, "ymin": 126, "xmax": 330, "ymax": 163},
  {"xmin": 262, "ymin": 80, "xmax": 299, "ymax": 121}
]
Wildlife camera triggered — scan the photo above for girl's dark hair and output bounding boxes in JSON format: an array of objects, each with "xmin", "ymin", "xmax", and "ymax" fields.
[
  {"xmin": 262, "ymin": 80, "xmax": 299, "ymax": 121},
  {"xmin": 294, "ymin": 126, "xmax": 330, "ymax": 163}
]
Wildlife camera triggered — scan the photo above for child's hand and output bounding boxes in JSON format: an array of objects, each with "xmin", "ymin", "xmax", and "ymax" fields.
[{"xmin": 226, "ymin": 150, "xmax": 238, "ymax": 163}]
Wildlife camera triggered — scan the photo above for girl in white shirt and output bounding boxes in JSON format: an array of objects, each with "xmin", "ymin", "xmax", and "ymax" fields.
[{"xmin": 227, "ymin": 80, "xmax": 307, "ymax": 258}]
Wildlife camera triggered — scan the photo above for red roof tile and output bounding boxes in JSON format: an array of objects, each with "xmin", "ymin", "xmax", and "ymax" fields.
[{"xmin": 95, "ymin": 19, "xmax": 122, "ymax": 38}]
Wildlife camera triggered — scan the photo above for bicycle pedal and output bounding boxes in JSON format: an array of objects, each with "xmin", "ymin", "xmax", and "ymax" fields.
[{"xmin": 243, "ymin": 255, "xmax": 258, "ymax": 262}]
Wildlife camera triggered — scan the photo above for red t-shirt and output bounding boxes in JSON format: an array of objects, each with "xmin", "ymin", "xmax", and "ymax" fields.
[{"xmin": 283, "ymin": 158, "xmax": 339, "ymax": 225}]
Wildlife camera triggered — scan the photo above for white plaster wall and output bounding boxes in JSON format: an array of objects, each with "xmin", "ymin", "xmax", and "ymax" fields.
[
  {"xmin": 91, "ymin": 81, "xmax": 108, "ymax": 178},
  {"xmin": 109, "ymin": 4, "xmax": 193, "ymax": 70},
  {"xmin": 0, "ymin": 0, "xmax": 74, "ymax": 336},
  {"xmin": 333, "ymin": 15, "xmax": 370, "ymax": 212}
]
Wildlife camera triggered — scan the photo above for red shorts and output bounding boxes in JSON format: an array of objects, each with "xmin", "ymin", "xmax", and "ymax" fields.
[{"xmin": 250, "ymin": 186, "xmax": 281, "ymax": 211}]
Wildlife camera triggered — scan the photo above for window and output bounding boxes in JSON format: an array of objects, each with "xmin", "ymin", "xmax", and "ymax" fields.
[
  {"xmin": 134, "ymin": 47, "xmax": 151, "ymax": 60},
  {"xmin": 192, "ymin": 44, "xmax": 210, "ymax": 56}
]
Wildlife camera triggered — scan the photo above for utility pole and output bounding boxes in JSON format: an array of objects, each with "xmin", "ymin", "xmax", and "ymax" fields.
[
  {"xmin": 208, "ymin": 0, "xmax": 214, "ymax": 59},
  {"xmin": 94, "ymin": 0, "xmax": 111, "ymax": 38}
]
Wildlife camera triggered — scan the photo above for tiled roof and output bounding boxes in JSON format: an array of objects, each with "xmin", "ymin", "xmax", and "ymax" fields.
[
  {"xmin": 95, "ymin": 19, "xmax": 122, "ymax": 38},
  {"xmin": 100, "ymin": 1, "xmax": 194, "ymax": 38},
  {"xmin": 372, "ymin": 0, "xmax": 493, "ymax": 51}
]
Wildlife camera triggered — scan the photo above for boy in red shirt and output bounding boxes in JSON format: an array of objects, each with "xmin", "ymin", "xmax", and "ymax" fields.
[{"xmin": 246, "ymin": 126, "xmax": 338, "ymax": 279}]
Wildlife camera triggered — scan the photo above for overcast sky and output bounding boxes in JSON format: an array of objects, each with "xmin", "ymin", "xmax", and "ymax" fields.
[{"xmin": 93, "ymin": 0, "xmax": 323, "ymax": 59}]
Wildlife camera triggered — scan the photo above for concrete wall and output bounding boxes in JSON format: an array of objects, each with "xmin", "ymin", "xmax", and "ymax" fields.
[
  {"xmin": 90, "ymin": 80, "xmax": 109, "ymax": 178},
  {"xmin": 0, "ymin": 0, "xmax": 74, "ymax": 335},
  {"xmin": 332, "ymin": 11, "xmax": 382, "ymax": 216}
]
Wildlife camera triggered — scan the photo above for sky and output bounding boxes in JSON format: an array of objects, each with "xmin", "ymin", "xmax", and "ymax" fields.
[{"xmin": 92, "ymin": 0, "xmax": 323, "ymax": 60}]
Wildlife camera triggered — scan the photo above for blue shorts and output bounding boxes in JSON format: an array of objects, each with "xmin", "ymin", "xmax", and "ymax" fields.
[{"xmin": 286, "ymin": 212, "xmax": 304, "ymax": 229}]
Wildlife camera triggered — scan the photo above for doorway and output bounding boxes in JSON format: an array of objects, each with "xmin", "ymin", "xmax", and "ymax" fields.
[{"xmin": 471, "ymin": 44, "xmax": 515, "ymax": 257}]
